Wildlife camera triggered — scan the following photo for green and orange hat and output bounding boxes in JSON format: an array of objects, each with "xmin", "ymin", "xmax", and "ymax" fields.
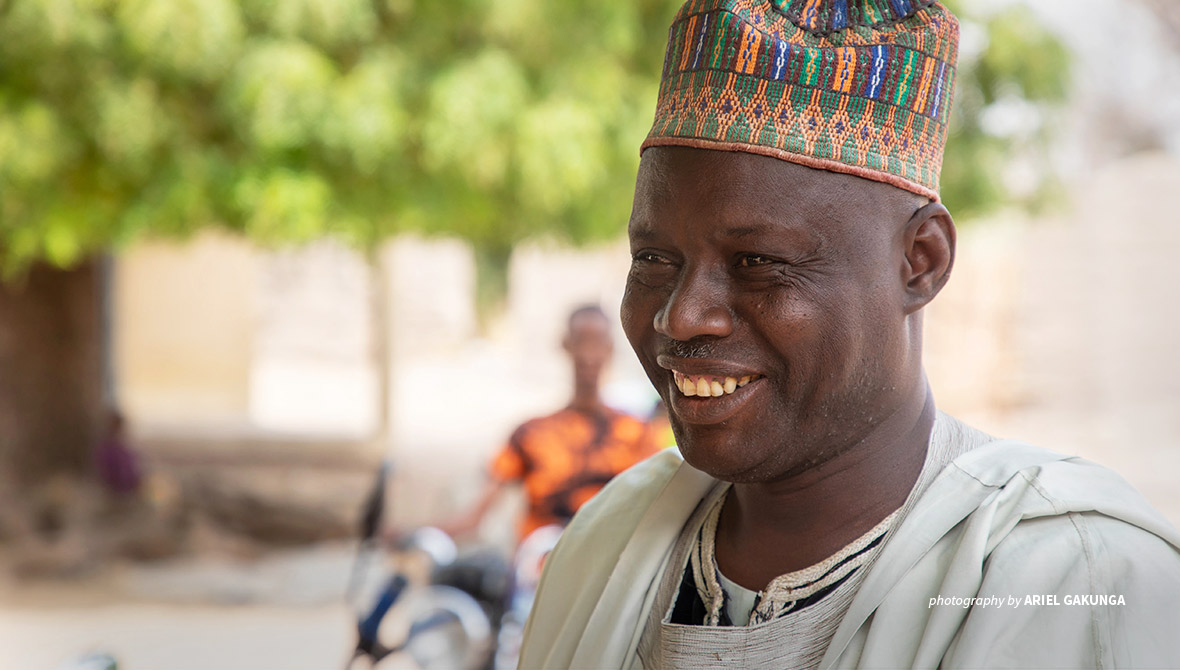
[{"xmin": 643, "ymin": 0, "xmax": 960, "ymax": 200}]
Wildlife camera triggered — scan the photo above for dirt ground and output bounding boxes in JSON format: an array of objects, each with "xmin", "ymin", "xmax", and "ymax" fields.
[
  {"xmin": 0, "ymin": 603, "xmax": 356, "ymax": 670},
  {"xmin": 0, "ymin": 542, "xmax": 442, "ymax": 670}
]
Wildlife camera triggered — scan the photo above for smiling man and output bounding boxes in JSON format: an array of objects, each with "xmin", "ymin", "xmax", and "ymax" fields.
[{"xmin": 518, "ymin": 1, "xmax": 1180, "ymax": 668}]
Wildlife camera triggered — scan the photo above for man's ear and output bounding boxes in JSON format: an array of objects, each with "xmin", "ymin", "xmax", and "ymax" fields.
[{"xmin": 902, "ymin": 201, "xmax": 955, "ymax": 314}]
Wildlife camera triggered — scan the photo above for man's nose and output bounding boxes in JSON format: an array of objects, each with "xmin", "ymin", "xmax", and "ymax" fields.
[{"xmin": 653, "ymin": 266, "xmax": 733, "ymax": 342}]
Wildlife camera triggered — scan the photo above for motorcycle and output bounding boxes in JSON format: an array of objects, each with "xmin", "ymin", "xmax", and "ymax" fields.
[
  {"xmin": 344, "ymin": 461, "xmax": 514, "ymax": 670},
  {"xmin": 491, "ymin": 523, "xmax": 563, "ymax": 670},
  {"xmin": 60, "ymin": 460, "xmax": 563, "ymax": 670}
]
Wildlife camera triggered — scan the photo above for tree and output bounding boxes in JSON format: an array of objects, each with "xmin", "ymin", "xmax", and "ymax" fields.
[
  {"xmin": 0, "ymin": 0, "xmax": 1069, "ymax": 484},
  {"xmin": 0, "ymin": 0, "xmax": 678, "ymax": 287},
  {"xmin": 0, "ymin": 0, "xmax": 683, "ymax": 485},
  {"xmin": 940, "ymin": 0, "xmax": 1071, "ymax": 218}
]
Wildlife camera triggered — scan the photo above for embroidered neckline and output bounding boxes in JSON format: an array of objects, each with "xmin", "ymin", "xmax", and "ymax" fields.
[{"xmin": 691, "ymin": 488, "xmax": 899, "ymax": 626}]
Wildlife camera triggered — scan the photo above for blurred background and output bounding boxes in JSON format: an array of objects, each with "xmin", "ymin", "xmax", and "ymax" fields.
[{"xmin": 1, "ymin": 0, "xmax": 1178, "ymax": 668}]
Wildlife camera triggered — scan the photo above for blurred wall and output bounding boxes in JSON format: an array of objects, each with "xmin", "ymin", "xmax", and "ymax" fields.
[
  {"xmin": 252, "ymin": 242, "xmax": 376, "ymax": 438},
  {"xmin": 927, "ymin": 152, "xmax": 1180, "ymax": 523},
  {"xmin": 115, "ymin": 233, "xmax": 255, "ymax": 432}
]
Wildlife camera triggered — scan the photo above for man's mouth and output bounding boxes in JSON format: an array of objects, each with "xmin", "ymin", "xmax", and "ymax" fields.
[{"xmin": 671, "ymin": 371, "xmax": 763, "ymax": 397}]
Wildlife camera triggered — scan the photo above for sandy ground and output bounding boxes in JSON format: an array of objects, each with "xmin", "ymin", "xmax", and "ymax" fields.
[
  {"xmin": 0, "ymin": 543, "xmax": 441, "ymax": 670},
  {"xmin": 0, "ymin": 603, "xmax": 356, "ymax": 670},
  {"xmin": 0, "ymin": 544, "xmax": 345, "ymax": 670}
]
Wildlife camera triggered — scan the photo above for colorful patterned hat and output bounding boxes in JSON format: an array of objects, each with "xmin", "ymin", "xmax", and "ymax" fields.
[{"xmin": 643, "ymin": 0, "xmax": 960, "ymax": 200}]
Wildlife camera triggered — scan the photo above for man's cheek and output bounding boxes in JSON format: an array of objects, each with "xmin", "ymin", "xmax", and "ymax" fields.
[{"xmin": 621, "ymin": 289, "xmax": 660, "ymax": 341}]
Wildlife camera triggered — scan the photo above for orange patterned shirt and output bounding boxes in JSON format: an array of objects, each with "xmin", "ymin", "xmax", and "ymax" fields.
[{"xmin": 490, "ymin": 406, "xmax": 662, "ymax": 541}]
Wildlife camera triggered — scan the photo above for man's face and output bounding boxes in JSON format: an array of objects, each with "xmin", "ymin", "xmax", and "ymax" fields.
[
  {"xmin": 621, "ymin": 147, "xmax": 922, "ymax": 483},
  {"xmin": 566, "ymin": 312, "xmax": 613, "ymax": 384}
]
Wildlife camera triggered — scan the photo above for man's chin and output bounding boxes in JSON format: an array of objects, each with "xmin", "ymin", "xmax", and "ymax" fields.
[{"xmin": 677, "ymin": 437, "xmax": 782, "ymax": 484}]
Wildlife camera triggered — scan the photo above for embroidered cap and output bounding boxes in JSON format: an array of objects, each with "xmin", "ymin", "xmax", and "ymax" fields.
[{"xmin": 643, "ymin": 0, "xmax": 960, "ymax": 200}]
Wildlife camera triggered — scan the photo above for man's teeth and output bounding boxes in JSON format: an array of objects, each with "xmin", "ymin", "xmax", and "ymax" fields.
[{"xmin": 674, "ymin": 372, "xmax": 757, "ymax": 397}]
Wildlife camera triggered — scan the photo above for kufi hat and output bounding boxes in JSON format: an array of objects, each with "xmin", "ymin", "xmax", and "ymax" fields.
[{"xmin": 643, "ymin": 0, "xmax": 960, "ymax": 200}]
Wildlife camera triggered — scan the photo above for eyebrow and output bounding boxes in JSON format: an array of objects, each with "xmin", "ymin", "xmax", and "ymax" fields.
[
  {"xmin": 627, "ymin": 218, "xmax": 658, "ymax": 243},
  {"xmin": 627, "ymin": 221, "xmax": 769, "ymax": 242},
  {"xmin": 723, "ymin": 224, "xmax": 775, "ymax": 239},
  {"xmin": 724, "ymin": 219, "xmax": 830, "ymax": 258},
  {"xmin": 721, "ymin": 218, "xmax": 820, "ymax": 242},
  {"xmin": 628, "ymin": 217, "xmax": 820, "ymax": 246}
]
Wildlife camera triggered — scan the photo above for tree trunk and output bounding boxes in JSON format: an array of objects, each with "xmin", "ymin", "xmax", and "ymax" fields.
[{"xmin": 0, "ymin": 260, "xmax": 105, "ymax": 485}]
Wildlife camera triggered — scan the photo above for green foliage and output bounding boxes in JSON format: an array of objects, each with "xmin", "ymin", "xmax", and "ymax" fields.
[
  {"xmin": 0, "ymin": 0, "xmax": 1070, "ymax": 281},
  {"xmin": 941, "ymin": 1, "xmax": 1071, "ymax": 219},
  {"xmin": 0, "ymin": 0, "xmax": 685, "ymax": 279},
  {"xmin": 117, "ymin": 0, "xmax": 246, "ymax": 83}
]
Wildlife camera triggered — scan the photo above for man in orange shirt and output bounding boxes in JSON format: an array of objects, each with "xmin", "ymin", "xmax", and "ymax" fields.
[{"xmin": 446, "ymin": 305, "xmax": 662, "ymax": 543}]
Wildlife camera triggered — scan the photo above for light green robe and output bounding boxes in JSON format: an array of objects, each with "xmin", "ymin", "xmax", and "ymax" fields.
[{"xmin": 518, "ymin": 414, "xmax": 1180, "ymax": 669}]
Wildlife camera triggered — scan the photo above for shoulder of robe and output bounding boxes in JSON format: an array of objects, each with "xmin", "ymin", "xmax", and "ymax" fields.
[
  {"xmin": 950, "ymin": 444, "xmax": 1180, "ymax": 550},
  {"xmin": 560, "ymin": 447, "xmax": 686, "ymax": 546}
]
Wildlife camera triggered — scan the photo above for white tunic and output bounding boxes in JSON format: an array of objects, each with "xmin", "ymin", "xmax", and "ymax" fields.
[{"xmin": 518, "ymin": 412, "xmax": 1180, "ymax": 669}]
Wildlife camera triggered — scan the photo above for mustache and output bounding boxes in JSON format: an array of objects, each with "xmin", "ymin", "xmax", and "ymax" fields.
[{"xmin": 660, "ymin": 337, "xmax": 718, "ymax": 359}]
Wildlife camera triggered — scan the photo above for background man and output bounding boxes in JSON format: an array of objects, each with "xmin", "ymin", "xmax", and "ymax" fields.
[
  {"xmin": 519, "ymin": 1, "xmax": 1180, "ymax": 668},
  {"xmin": 444, "ymin": 304, "xmax": 662, "ymax": 544}
]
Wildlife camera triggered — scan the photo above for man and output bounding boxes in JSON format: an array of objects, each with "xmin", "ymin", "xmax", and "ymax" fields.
[
  {"xmin": 445, "ymin": 305, "xmax": 662, "ymax": 544},
  {"xmin": 519, "ymin": 1, "xmax": 1180, "ymax": 668}
]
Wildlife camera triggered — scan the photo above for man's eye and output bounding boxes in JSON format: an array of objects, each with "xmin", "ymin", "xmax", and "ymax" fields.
[
  {"xmin": 634, "ymin": 251, "xmax": 667, "ymax": 263},
  {"xmin": 738, "ymin": 254, "xmax": 774, "ymax": 267}
]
